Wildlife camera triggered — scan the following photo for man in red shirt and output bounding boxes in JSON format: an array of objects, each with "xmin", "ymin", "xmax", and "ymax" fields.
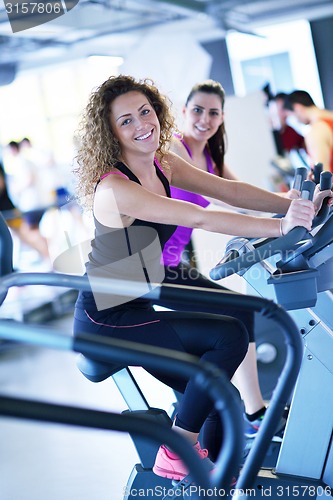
[
  {"xmin": 272, "ymin": 92, "xmax": 306, "ymax": 155},
  {"xmin": 284, "ymin": 90, "xmax": 333, "ymax": 174}
]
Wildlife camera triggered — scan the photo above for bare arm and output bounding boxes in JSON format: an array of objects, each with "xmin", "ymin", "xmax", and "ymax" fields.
[
  {"xmin": 222, "ymin": 163, "xmax": 239, "ymax": 181},
  {"xmin": 167, "ymin": 150, "xmax": 292, "ymax": 214},
  {"xmin": 170, "ymin": 136, "xmax": 239, "ymax": 181},
  {"xmin": 306, "ymin": 121, "xmax": 333, "ymax": 172},
  {"xmin": 170, "ymin": 136, "xmax": 240, "ymax": 208},
  {"xmin": 95, "ymin": 173, "xmax": 315, "ymax": 239}
]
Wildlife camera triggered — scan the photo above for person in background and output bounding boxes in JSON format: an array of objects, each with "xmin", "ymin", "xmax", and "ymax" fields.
[
  {"xmin": 0, "ymin": 158, "xmax": 50, "ymax": 265},
  {"xmin": 19, "ymin": 137, "xmax": 60, "ymax": 206},
  {"xmin": 271, "ymin": 92, "xmax": 306, "ymax": 156},
  {"xmin": 265, "ymin": 90, "xmax": 308, "ymax": 193},
  {"xmin": 284, "ymin": 90, "xmax": 333, "ymax": 174},
  {"xmin": 72, "ymin": 75, "xmax": 326, "ymax": 480},
  {"xmin": 4, "ymin": 140, "xmax": 47, "ymax": 231}
]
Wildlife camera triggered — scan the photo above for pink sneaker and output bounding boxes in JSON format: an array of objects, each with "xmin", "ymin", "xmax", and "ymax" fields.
[{"xmin": 153, "ymin": 442, "xmax": 214, "ymax": 481}]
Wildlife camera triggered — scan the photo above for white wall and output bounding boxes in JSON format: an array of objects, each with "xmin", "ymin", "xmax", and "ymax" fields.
[
  {"xmin": 224, "ymin": 90, "xmax": 276, "ymax": 189},
  {"xmin": 121, "ymin": 30, "xmax": 212, "ymax": 119}
]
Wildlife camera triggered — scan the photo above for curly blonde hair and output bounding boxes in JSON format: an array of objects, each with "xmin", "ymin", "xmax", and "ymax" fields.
[{"xmin": 73, "ymin": 74, "xmax": 175, "ymax": 208}]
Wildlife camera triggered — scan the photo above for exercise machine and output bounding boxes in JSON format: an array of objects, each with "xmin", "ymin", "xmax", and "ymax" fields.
[
  {"xmin": 0, "ymin": 212, "xmax": 304, "ymax": 499},
  {"xmin": 0, "ymin": 274, "xmax": 304, "ymax": 499},
  {"xmin": 0, "ymin": 210, "xmax": 247, "ymax": 499},
  {"xmin": 218, "ymin": 166, "xmax": 332, "ymax": 400},
  {"xmin": 0, "ymin": 315, "xmax": 244, "ymax": 500},
  {"xmin": 210, "ymin": 176, "xmax": 333, "ymax": 497}
]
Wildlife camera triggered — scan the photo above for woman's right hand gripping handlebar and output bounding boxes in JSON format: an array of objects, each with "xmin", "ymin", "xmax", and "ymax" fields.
[{"xmin": 280, "ymin": 196, "xmax": 316, "ymax": 237}]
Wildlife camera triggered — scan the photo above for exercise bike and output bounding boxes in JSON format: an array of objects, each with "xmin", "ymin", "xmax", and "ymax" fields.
[
  {"xmin": 210, "ymin": 174, "xmax": 333, "ymax": 497},
  {"xmin": 0, "ymin": 212, "xmax": 304, "ymax": 499},
  {"xmin": 0, "ymin": 209, "xmax": 247, "ymax": 499}
]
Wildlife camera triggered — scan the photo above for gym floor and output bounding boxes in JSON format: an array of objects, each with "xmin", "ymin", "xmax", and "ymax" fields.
[{"xmin": 0, "ymin": 253, "xmax": 176, "ymax": 500}]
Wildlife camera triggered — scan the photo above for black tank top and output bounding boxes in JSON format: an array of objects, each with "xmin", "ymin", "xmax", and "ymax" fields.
[{"xmin": 77, "ymin": 160, "xmax": 177, "ymax": 312}]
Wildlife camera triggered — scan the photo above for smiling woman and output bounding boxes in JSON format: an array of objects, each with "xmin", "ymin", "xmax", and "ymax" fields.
[
  {"xmin": 72, "ymin": 74, "xmax": 324, "ymax": 481},
  {"xmin": 109, "ymin": 91, "xmax": 161, "ymax": 165},
  {"xmin": 163, "ymin": 80, "xmax": 269, "ymax": 445}
]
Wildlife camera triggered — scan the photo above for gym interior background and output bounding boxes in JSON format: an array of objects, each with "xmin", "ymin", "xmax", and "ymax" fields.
[{"xmin": 0, "ymin": 1, "xmax": 333, "ymax": 499}]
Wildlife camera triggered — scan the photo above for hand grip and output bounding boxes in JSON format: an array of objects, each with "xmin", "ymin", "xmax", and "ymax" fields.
[
  {"xmin": 312, "ymin": 171, "xmax": 332, "ymax": 227},
  {"xmin": 293, "ymin": 167, "xmax": 308, "ymax": 191},
  {"xmin": 313, "ymin": 163, "xmax": 323, "ymax": 184},
  {"xmin": 320, "ymin": 171, "xmax": 332, "ymax": 190},
  {"xmin": 301, "ymin": 180, "xmax": 315, "ymax": 200}
]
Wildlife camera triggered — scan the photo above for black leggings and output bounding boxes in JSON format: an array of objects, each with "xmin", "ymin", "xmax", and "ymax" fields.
[
  {"xmin": 74, "ymin": 304, "xmax": 248, "ymax": 456},
  {"xmin": 160, "ymin": 262, "xmax": 255, "ymax": 342},
  {"xmin": 159, "ymin": 262, "xmax": 254, "ymax": 458}
]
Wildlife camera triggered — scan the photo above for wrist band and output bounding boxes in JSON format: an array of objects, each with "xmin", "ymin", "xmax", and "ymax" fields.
[{"xmin": 280, "ymin": 217, "xmax": 285, "ymax": 237}]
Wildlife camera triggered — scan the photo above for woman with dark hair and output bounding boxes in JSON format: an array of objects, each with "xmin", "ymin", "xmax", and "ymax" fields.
[
  {"xmin": 163, "ymin": 81, "xmax": 290, "ymax": 445},
  {"xmin": 162, "ymin": 80, "xmax": 270, "ymax": 445}
]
